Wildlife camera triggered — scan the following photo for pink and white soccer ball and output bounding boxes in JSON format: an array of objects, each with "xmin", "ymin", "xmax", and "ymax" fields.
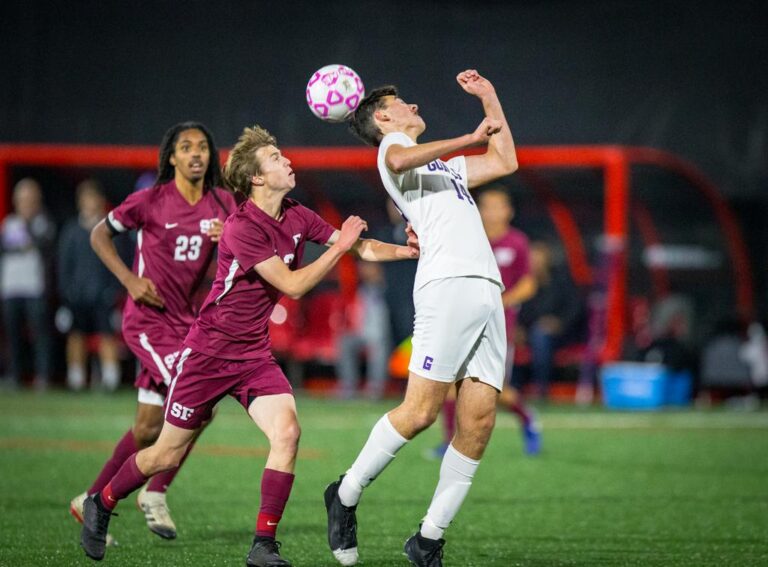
[{"xmin": 306, "ymin": 64, "xmax": 365, "ymax": 123}]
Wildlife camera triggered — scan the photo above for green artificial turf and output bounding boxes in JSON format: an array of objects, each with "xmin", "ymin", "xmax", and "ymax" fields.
[{"xmin": 1, "ymin": 391, "xmax": 767, "ymax": 566}]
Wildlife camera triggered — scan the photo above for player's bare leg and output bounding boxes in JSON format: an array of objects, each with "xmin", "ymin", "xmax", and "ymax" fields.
[
  {"xmin": 429, "ymin": 384, "xmax": 458, "ymax": 459},
  {"xmin": 245, "ymin": 394, "xmax": 298, "ymax": 567},
  {"xmin": 72, "ymin": 401, "xmax": 211, "ymax": 541},
  {"xmin": 136, "ymin": 403, "xmax": 214, "ymax": 539},
  {"xmin": 80, "ymin": 422, "xmax": 197, "ymax": 561},
  {"xmin": 388, "ymin": 373, "xmax": 452, "ymax": 438},
  {"xmin": 404, "ymin": 378, "xmax": 498, "ymax": 566},
  {"xmin": 451, "ymin": 378, "xmax": 498, "ymax": 459},
  {"xmin": 433, "ymin": 380, "xmax": 539, "ymax": 458},
  {"xmin": 70, "ymin": 400, "xmax": 163, "ymax": 543},
  {"xmin": 327, "ymin": 373, "xmax": 451, "ymax": 565}
]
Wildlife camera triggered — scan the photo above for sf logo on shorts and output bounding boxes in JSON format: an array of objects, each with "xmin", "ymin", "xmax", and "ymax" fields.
[
  {"xmin": 423, "ymin": 356, "xmax": 434, "ymax": 371},
  {"xmin": 170, "ymin": 402, "xmax": 195, "ymax": 421}
]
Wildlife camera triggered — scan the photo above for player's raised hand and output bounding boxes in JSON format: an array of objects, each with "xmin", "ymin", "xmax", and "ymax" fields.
[
  {"xmin": 456, "ymin": 69, "xmax": 495, "ymax": 98},
  {"xmin": 124, "ymin": 274, "xmax": 165, "ymax": 308},
  {"xmin": 207, "ymin": 218, "xmax": 224, "ymax": 242},
  {"xmin": 337, "ymin": 215, "xmax": 368, "ymax": 252},
  {"xmin": 470, "ymin": 117, "xmax": 503, "ymax": 145}
]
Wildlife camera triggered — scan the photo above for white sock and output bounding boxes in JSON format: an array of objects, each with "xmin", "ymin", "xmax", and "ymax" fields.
[
  {"xmin": 67, "ymin": 365, "xmax": 86, "ymax": 391},
  {"xmin": 101, "ymin": 362, "xmax": 121, "ymax": 391},
  {"xmin": 421, "ymin": 444, "xmax": 479, "ymax": 540},
  {"xmin": 338, "ymin": 414, "xmax": 407, "ymax": 507}
]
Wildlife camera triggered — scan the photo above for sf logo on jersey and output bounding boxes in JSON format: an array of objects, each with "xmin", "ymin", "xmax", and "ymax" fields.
[
  {"xmin": 199, "ymin": 218, "xmax": 218, "ymax": 233},
  {"xmin": 282, "ymin": 233, "xmax": 302, "ymax": 265}
]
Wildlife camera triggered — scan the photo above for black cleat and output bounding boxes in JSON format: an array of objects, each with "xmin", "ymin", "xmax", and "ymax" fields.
[
  {"xmin": 80, "ymin": 494, "xmax": 117, "ymax": 561},
  {"xmin": 404, "ymin": 531, "xmax": 445, "ymax": 567},
  {"xmin": 246, "ymin": 536, "xmax": 292, "ymax": 567},
  {"xmin": 324, "ymin": 475, "xmax": 359, "ymax": 565}
]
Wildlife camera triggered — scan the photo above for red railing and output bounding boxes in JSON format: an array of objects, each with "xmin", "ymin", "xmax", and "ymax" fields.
[{"xmin": 0, "ymin": 144, "xmax": 752, "ymax": 361}]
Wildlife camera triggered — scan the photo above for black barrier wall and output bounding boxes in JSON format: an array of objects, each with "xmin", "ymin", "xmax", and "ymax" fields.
[{"xmin": 1, "ymin": 0, "xmax": 766, "ymax": 196}]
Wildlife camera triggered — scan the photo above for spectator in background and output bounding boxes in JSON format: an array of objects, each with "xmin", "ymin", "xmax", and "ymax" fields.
[
  {"xmin": 335, "ymin": 260, "xmax": 392, "ymax": 400},
  {"xmin": 517, "ymin": 241, "xmax": 582, "ymax": 400},
  {"xmin": 0, "ymin": 178, "xmax": 56, "ymax": 390},
  {"xmin": 57, "ymin": 179, "xmax": 122, "ymax": 391}
]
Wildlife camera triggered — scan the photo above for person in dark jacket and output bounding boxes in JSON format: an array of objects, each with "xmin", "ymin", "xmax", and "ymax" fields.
[
  {"xmin": 517, "ymin": 241, "xmax": 582, "ymax": 399},
  {"xmin": 58, "ymin": 179, "xmax": 122, "ymax": 391}
]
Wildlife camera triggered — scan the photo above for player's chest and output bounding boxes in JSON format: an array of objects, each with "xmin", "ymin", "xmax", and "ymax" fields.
[
  {"xmin": 269, "ymin": 227, "xmax": 305, "ymax": 267},
  {"xmin": 150, "ymin": 207, "xmax": 219, "ymax": 264},
  {"xmin": 410, "ymin": 162, "xmax": 473, "ymax": 205}
]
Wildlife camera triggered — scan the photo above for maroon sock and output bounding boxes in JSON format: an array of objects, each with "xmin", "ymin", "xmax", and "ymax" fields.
[
  {"xmin": 255, "ymin": 469, "xmax": 295, "ymax": 538},
  {"xmin": 100, "ymin": 454, "xmax": 148, "ymax": 511},
  {"xmin": 442, "ymin": 399, "xmax": 457, "ymax": 444},
  {"xmin": 88, "ymin": 429, "xmax": 138, "ymax": 495},
  {"xmin": 145, "ymin": 440, "xmax": 195, "ymax": 493},
  {"xmin": 508, "ymin": 401, "xmax": 532, "ymax": 427}
]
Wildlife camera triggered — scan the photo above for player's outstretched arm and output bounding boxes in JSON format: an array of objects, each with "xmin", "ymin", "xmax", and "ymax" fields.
[
  {"xmin": 458, "ymin": 70, "xmax": 519, "ymax": 188},
  {"xmin": 385, "ymin": 119, "xmax": 501, "ymax": 174},
  {"xmin": 255, "ymin": 216, "xmax": 367, "ymax": 299},
  {"xmin": 90, "ymin": 219, "xmax": 164, "ymax": 308},
  {"xmin": 349, "ymin": 237, "xmax": 419, "ymax": 261}
]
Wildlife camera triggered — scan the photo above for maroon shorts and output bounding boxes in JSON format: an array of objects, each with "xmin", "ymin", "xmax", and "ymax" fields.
[
  {"xmin": 123, "ymin": 326, "xmax": 185, "ymax": 397},
  {"xmin": 164, "ymin": 347, "xmax": 293, "ymax": 430}
]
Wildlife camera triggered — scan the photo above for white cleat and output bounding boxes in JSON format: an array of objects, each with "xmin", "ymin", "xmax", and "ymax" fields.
[
  {"xmin": 137, "ymin": 485, "xmax": 178, "ymax": 539},
  {"xmin": 69, "ymin": 491, "xmax": 118, "ymax": 547}
]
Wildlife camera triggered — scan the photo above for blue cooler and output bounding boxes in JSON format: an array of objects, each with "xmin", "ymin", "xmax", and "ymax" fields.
[
  {"xmin": 665, "ymin": 370, "xmax": 693, "ymax": 406},
  {"xmin": 601, "ymin": 363, "xmax": 691, "ymax": 410}
]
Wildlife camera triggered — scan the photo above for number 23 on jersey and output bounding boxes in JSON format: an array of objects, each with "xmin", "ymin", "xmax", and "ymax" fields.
[{"xmin": 173, "ymin": 218, "xmax": 216, "ymax": 262}]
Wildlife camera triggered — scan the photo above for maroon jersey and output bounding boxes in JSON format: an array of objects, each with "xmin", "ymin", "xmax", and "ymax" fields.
[
  {"xmin": 185, "ymin": 198, "xmax": 336, "ymax": 360},
  {"xmin": 107, "ymin": 180, "xmax": 237, "ymax": 336},
  {"xmin": 491, "ymin": 227, "xmax": 531, "ymax": 335}
]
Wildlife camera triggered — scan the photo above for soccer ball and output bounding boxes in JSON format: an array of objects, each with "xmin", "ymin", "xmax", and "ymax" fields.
[{"xmin": 306, "ymin": 64, "xmax": 365, "ymax": 123}]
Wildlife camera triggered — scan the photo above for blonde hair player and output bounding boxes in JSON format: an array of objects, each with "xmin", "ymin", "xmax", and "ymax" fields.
[
  {"xmin": 78, "ymin": 125, "xmax": 418, "ymax": 566},
  {"xmin": 325, "ymin": 69, "xmax": 519, "ymax": 567}
]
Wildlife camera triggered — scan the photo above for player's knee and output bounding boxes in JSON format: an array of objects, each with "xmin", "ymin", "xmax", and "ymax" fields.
[
  {"xmin": 133, "ymin": 421, "xmax": 163, "ymax": 447},
  {"xmin": 410, "ymin": 407, "xmax": 440, "ymax": 433},
  {"xmin": 270, "ymin": 421, "xmax": 301, "ymax": 455},
  {"xmin": 465, "ymin": 413, "xmax": 496, "ymax": 442},
  {"xmin": 155, "ymin": 447, "xmax": 185, "ymax": 471},
  {"xmin": 141, "ymin": 445, "xmax": 181, "ymax": 474}
]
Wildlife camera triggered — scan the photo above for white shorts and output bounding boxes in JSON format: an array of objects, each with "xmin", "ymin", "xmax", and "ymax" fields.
[{"xmin": 409, "ymin": 276, "xmax": 506, "ymax": 391}]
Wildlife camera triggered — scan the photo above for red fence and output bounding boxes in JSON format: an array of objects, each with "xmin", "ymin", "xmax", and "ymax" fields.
[{"xmin": 0, "ymin": 144, "xmax": 753, "ymax": 362}]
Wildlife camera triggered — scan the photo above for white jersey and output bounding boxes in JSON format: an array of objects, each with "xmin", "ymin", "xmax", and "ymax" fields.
[{"xmin": 377, "ymin": 132, "xmax": 502, "ymax": 291}]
